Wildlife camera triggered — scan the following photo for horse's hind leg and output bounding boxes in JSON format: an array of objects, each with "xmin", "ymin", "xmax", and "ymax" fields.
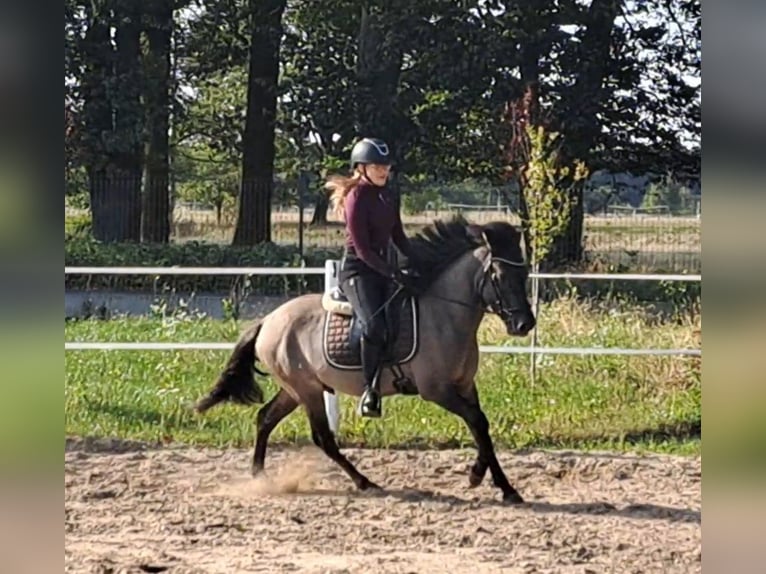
[
  {"xmin": 425, "ymin": 383, "xmax": 523, "ymax": 504},
  {"xmin": 252, "ymin": 388, "xmax": 299, "ymax": 476},
  {"xmin": 302, "ymin": 388, "xmax": 380, "ymax": 491}
]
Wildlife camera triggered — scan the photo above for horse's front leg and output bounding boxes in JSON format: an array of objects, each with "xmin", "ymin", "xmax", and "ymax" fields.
[
  {"xmin": 459, "ymin": 386, "xmax": 490, "ymax": 488},
  {"xmin": 424, "ymin": 382, "xmax": 523, "ymax": 503}
]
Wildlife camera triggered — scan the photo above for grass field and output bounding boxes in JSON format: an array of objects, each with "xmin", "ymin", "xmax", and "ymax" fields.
[{"xmin": 65, "ymin": 296, "xmax": 701, "ymax": 455}]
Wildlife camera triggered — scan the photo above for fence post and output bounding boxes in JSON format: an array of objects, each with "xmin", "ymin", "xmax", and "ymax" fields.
[
  {"xmin": 529, "ymin": 261, "xmax": 541, "ymax": 386},
  {"xmin": 298, "ymin": 171, "xmax": 307, "ymax": 263},
  {"xmin": 323, "ymin": 259, "xmax": 341, "ymax": 435}
]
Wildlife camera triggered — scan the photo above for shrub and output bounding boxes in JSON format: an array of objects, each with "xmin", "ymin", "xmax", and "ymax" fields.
[{"xmin": 65, "ymin": 213, "xmax": 93, "ymax": 240}]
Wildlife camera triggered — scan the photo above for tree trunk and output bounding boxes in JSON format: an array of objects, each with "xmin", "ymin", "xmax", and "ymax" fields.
[
  {"xmin": 141, "ymin": 0, "xmax": 173, "ymax": 243},
  {"xmin": 112, "ymin": 0, "xmax": 144, "ymax": 242},
  {"xmin": 310, "ymin": 192, "xmax": 329, "ymax": 225},
  {"xmin": 518, "ymin": 30, "xmax": 542, "ymax": 266},
  {"xmin": 551, "ymin": 0, "xmax": 620, "ymax": 266},
  {"xmin": 233, "ymin": 0, "xmax": 287, "ymax": 245},
  {"xmin": 80, "ymin": 1, "xmax": 143, "ymax": 242},
  {"xmin": 88, "ymin": 168, "xmax": 142, "ymax": 242},
  {"xmin": 546, "ymin": 182, "xmax": 584, "ymax": 268},
  {"xmin": 81, "ymin": 4, "xmax": 114, "ymax": 241},
  {"xmin": 355, "ymin": 5, "xmax": 404, "ymax": 155},
  {"xmin": 514, "ymin": 181, "xmax": 533, "ymax": 263}
]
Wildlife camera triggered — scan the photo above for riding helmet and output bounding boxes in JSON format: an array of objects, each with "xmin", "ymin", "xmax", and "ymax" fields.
[{"xmin": 350, "ymin": 138, "xmax": 392, "ymax": 169}]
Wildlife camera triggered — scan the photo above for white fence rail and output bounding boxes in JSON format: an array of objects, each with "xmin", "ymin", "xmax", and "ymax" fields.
[
  {"xmin": 64, "ymin": 266, "xmax": 701, "ymax": 282},
  {"xmin": 64, "ymin": 266, "xmax": 701, "ymax": 358},
  {"xmin": 64, "ymin": 341, "xmax": 701, "ymax": 356}
]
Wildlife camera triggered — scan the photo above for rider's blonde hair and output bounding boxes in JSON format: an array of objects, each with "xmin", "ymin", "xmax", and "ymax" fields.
[{"xmin": 324, "ymin": 169, "xmax": 363, "ymax": 220}]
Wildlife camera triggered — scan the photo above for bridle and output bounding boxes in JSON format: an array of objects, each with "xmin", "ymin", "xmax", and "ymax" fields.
[
  {"xmin": 476, "ymin": 252, "xmax": 528, "ymax": 322},
  {"xmin": 414, "ymin": 246, "xmax": 528, "ymax": 321}
]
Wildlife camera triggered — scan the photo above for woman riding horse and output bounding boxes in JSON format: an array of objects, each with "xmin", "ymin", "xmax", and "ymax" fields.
[{"xmin": 324, "ymin": 137, "xmax": 420, "ymax": 418}]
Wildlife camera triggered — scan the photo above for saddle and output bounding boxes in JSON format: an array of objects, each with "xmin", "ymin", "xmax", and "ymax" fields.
[{"xmin": 321, "ymin": 260, "xmax": 419, "ymax": 394}]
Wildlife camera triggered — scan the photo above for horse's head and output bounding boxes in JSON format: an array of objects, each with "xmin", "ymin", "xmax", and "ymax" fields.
[
  {"xmin": 406, "ymin": 215, "xmax": 536, "ymax": 335},
  {"xmin": 468, "ymin": 222, "xmax": 536, "ymax": 336}
]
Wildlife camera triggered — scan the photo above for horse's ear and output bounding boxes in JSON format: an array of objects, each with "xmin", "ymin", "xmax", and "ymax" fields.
[
  {"xmin": 466, "ymin": 224, "xmax": 488, "ymax": 245},
  {"xmin": 465, "ymin": 223, "xmax": 484, "ymax": 241}
]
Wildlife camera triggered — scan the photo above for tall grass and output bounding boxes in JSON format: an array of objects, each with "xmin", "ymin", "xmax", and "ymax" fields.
[{"xmin": 65, "ymin": 295, "xmax": 700, "ymax": 455}]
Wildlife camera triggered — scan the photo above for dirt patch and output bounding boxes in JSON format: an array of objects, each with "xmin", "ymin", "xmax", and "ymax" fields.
[{"xmin": 65, "ymin": 438, "xmax": 700, "ymax": 573}]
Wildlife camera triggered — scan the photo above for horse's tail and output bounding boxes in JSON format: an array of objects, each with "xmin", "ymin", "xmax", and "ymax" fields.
[{"xmin": 194, "ymin": 319, "xmax": 267, "ymax": 414}]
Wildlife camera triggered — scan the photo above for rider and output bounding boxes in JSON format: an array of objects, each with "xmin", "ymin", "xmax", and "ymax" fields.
[{"xmin": 324, "ymin": 137, "xmax": 420, "ymax": 418}]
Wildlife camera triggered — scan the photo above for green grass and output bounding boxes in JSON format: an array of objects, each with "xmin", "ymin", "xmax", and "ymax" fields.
[{"xmin": 65, "ymin": 297, "xmax": 701, "ymax": 455}]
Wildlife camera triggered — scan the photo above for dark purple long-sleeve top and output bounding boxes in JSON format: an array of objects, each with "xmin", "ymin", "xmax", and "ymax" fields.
[{"xmin": 343, "ymin": 181, "xmax": 414, "ymax": 277}]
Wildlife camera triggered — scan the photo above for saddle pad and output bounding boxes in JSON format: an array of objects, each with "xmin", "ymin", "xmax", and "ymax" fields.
[{"xmin": 322, "ymin": 297, "xmax": 418, "ymax": 370}]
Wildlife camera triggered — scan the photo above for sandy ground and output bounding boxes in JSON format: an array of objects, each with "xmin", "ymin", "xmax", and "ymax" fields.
[{"xmin": 65, "ymin": 438, "xmax": 700, "ymax": 574}]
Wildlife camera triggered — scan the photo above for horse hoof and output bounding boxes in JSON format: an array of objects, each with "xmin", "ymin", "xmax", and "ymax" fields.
[
  {"xmin": 503, "ymin": 490, "xmax": 525, "ymax": 504},
  {"xmin": 468, "ymin": 472, "xmax": 483, "ymax": 488},
  {"xmin": 359, "ymin": 479, "xmax": 382, "ymax": 491}
]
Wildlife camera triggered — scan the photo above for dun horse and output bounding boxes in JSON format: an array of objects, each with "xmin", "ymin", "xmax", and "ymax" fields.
[{"xmin": 195, "ymin": 216, "xmax": 536, "ymax": 503}]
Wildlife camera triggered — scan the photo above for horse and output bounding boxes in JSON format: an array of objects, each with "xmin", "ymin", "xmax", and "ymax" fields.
[{"xmin": 194, "ymin": 215, "xmax": 536, "ymax": 503}]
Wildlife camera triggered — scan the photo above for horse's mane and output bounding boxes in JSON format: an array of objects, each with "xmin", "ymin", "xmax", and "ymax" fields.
[{"xmin": 405, "ymin": 214, "xmax": 524, "ymax": 286}]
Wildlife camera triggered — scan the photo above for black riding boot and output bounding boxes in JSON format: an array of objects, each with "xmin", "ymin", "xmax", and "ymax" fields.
[{"xmin": 358, "ymin": 338, "xmax": 383, "ymax": 418}]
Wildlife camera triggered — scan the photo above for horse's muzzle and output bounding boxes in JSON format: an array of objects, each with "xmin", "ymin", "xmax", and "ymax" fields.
[{"xmin": 506, "ymin": 313, "xmax": 536, "ymax": 336}]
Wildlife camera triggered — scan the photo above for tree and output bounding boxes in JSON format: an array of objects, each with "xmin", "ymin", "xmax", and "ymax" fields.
[
  {"xmin": 177, "ymin": 0, "xmax": 251, "ymax": 157},
  {"xmin": 232, "ymin": 0, "xmax": 287, "ymax": 245},
  {"xmin": 77, "ymin": 0, "xmax": 145, "ymax": 242},
  {"xmin": 142, "ymin": 0, "xmax": 174, "ymax": 243},
  {"xmin": 173, "ymin": 142, "xmax": 240, "ymax": 224},
  {"xmin": 278, "ymin": 0, "xmax": 527, "ymax": 223},
  {"xmin": 276, "ymin": 0, "xmax": 360, "ymax": 224},
  {"xmin": 550, "ymin": 0, "xmax": 621, "ymax": 264},
  {"xmin": 523, "ymin": 125, "xmax": 589, "ymax": 269},
  {"xmin": 63, "ymin": 0, "xmax": 698, "ymax": 250},
  {"xmin": 500, "ymin": 0, "xmax": 700, "ymax": 266}
]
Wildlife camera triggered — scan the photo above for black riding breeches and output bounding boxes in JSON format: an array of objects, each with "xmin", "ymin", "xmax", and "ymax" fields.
[{"xmin": 339, "ymin": 261, "xmax": 389, "ymax": 347}]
